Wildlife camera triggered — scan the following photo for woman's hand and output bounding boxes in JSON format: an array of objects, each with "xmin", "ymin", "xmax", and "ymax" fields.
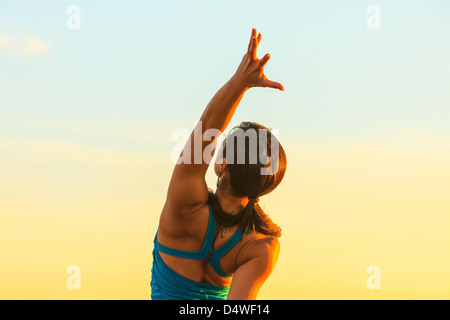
[{"xmin": 231, "ymin": 28, "xmax": 284, "ymax": 91}]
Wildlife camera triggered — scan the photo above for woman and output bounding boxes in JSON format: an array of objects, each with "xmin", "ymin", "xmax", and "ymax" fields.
[{"xmin": 151, "ymin": 28, "xmax": 287, "ymax": 300}]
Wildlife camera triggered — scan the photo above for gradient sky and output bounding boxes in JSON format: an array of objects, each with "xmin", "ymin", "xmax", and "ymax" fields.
[{"xmin": 1, "ymin": 0, "xmax": 449, "ymax": 299}]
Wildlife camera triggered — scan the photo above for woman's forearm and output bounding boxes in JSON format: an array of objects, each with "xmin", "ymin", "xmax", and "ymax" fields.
[{"xmin": 199, "ymin": 76, "xmax": 249, "ymax": 136}]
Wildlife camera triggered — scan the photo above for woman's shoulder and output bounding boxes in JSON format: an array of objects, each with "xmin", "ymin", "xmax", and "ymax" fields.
[
  {"xmin": 235, "ymin": 231, "xmax": 280, "ymax": 267},
  {"xmin": 245, "ymin": 231, "xmax": 279, "ymax": 248}
]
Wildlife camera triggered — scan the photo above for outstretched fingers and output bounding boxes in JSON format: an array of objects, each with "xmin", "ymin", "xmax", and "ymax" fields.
[
  {"xmin": 248, "ymin": 28, "xmax": 261, "ymax": 60},
  {"xmin": 244, "ymin": 28, "xmax": 284, "ymax": 91}
]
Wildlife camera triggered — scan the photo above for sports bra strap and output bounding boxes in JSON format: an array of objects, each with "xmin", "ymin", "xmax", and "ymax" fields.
[
  {"xmin": 208, "ymin": 228, "xmax": 246, "ymax": 278},
  {"xmin": 153, "ymin": 203, "xmax": 249, "ymax": 278},
  {"xmin": 153, "ymin": 205, "xmax": 216, "ymax": 260}
]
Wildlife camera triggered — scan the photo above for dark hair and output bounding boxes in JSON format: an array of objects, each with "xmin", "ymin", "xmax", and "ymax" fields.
[{"xmin": 208, "ymin": 122, "xmax": 287, "ymax": 238}]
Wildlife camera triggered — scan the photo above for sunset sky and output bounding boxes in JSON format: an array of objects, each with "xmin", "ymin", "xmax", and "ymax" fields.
[{"xmin": 1, "ymin": 0, "xmax": 449, "ymax": 299}]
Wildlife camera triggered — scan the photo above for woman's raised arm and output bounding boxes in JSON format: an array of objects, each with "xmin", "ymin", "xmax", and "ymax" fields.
[{"xmin": 165, "ymin": 28, "xmax": 284, "ymax": 217}]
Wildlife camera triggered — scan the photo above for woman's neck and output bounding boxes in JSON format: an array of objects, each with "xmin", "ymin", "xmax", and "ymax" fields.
[{"xmin": 215, "ymin": 181, "xmax": 248, "ymax": 215}]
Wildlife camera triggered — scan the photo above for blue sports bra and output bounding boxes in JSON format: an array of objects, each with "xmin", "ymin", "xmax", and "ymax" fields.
[{"xmin": 150, "ymin": 203, "xmax": 246, "ymax": 300}]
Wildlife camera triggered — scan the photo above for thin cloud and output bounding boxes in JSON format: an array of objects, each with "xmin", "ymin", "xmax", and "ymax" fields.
[
  {"xmin": 0, "ymin": 32, "xmax": 51, "ymax": 58},
  {"xmin": 23, "ymin": 36, "xmax": 51, "ymax": 56}
]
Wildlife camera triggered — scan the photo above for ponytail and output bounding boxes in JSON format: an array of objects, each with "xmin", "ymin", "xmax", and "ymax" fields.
[{"xmin": 208, "ymin": 190, "xmax": 281, "ymax": 238}]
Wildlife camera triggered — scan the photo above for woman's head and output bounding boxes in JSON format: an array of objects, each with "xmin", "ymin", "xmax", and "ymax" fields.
[
  {"xmin": 215, "ymin": 122, "xmax": 287, "ymax": 200},
  {"xmin": 211, "ymin": 122, "xmax": 287, "ymax": 237}
]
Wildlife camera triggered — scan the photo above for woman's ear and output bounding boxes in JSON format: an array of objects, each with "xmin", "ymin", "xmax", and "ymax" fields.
[{"xmin": 216, "ymin": 158, "xmax": 227, "ymax": 176}]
